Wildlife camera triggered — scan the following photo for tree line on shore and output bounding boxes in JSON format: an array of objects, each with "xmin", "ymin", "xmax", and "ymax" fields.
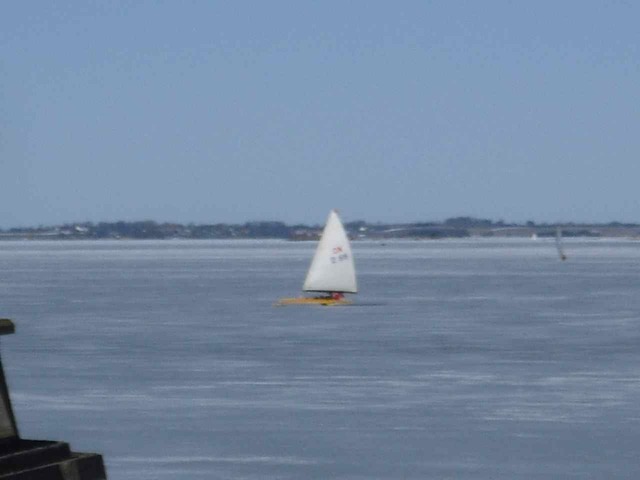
[{"xmin": 1, "ymin": 217, "xmax": 636, "ymax": 240}]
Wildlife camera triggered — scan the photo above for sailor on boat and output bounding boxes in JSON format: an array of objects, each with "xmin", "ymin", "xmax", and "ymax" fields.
[{"xmin": 309, "ymin": 291, "xmax": 345, "ymax": 302}]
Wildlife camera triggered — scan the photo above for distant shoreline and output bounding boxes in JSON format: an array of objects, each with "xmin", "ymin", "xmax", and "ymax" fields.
[{"xmin": 1, "ymin": 217, "xmax": 639, "ymax": 241}]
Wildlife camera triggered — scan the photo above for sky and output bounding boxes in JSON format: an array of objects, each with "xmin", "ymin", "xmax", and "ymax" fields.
[{"xmin": 2, "ymin": 1, "xmax": 639, "ymax": 227}]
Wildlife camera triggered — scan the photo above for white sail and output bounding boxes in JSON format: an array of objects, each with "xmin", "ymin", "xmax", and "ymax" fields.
[
  {"xmin": 556, "ymin": 226, "xmax": 567, "ymax": 261},
  {"xmin": 303, "ymin": 210, "xmax": 357, "ymax": 293}
]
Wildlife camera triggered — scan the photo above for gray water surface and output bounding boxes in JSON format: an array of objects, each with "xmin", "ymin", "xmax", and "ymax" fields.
[{"xmin": 0, "ymin": 239, "xmax": 639, "ymax": 479}]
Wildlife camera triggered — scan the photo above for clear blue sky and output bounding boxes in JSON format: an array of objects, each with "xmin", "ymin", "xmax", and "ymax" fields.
[{"xmin": 2, "ymin": 1, "xmax": 639, "ymax": 227}]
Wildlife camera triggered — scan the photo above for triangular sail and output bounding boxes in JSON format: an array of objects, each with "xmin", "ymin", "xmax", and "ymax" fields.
[
  {"xmin": 303, "ymin": 210, "xmax": 357, "ymax": 293},
  {"xmin": 556, "ymin": 226, "xmax": 567, "ymax": 261}
]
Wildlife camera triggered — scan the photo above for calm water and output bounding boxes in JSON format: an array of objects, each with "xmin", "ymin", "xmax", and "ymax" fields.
[{"xmin": 0, "ymin": 239, "xmax": 639, "ymax": 479}]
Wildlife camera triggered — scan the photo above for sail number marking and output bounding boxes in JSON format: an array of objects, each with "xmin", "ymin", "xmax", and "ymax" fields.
[{"xmin": 330, "ymin": 246, "xmax": 348, "ymax": 264}]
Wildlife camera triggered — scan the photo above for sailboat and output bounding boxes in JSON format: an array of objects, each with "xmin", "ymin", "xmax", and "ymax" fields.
[
  {"xmin": 555, "ymin": 226, "xmax": 567, "ymax": 261},
  {"xmin": 277, "ymin": 209, "xmax": 357, "ymax": 306}
]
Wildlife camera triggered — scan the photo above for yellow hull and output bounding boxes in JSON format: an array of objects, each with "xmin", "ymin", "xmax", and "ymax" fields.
[{"xmin": 275, "ymin": 297, "xmax": 352, "ymax": 306}]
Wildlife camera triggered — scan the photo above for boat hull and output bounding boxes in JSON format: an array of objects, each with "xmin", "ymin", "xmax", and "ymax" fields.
[{"xmin": 275, "ymin": 297, "xmax": 352, "ymax": 306}]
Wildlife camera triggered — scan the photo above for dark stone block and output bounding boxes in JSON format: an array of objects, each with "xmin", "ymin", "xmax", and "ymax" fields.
[{"xmin": 0, "ymin": 320, "xmax": 107, "ymax": 479}]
